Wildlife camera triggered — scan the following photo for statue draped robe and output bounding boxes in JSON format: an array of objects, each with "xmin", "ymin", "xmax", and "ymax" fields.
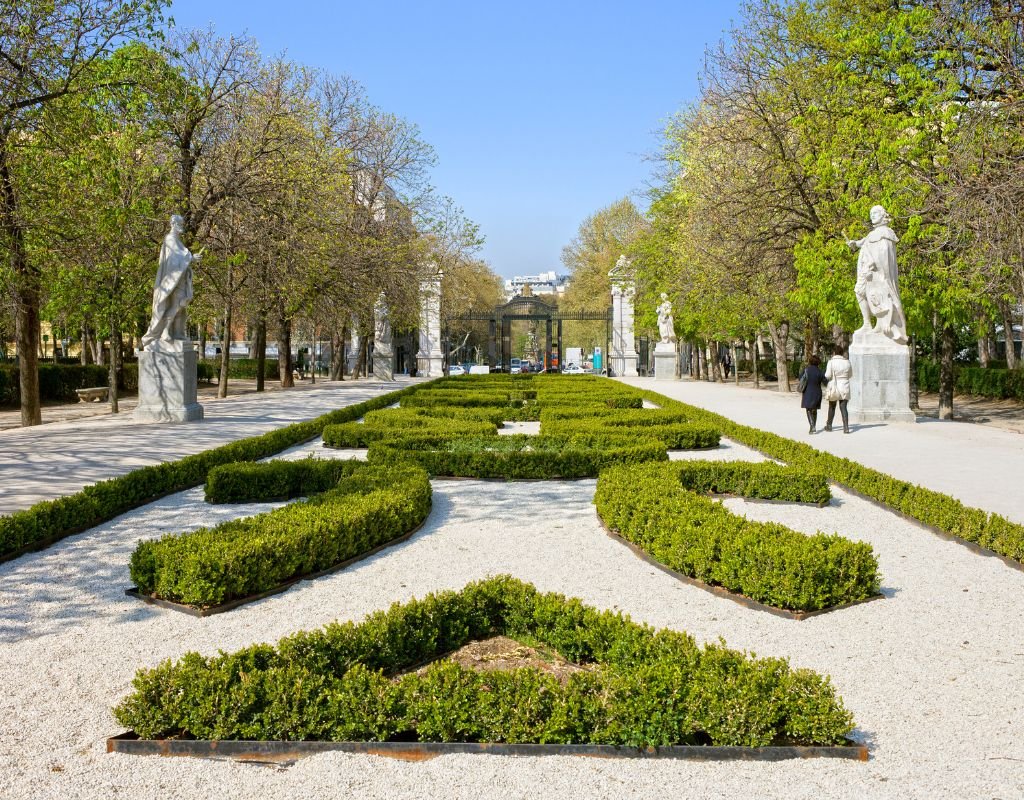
[
  {"xmin": 855, "ymin": 224, "xmax": 907, "ymax": 345},
  {"xmin": 142, "ymin": 233, "xmax": 194, "ymax": 347}
]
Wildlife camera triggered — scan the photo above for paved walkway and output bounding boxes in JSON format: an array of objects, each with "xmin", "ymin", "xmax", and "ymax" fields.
[
  {"xmin": 620, "ymin": 376, "xmax": 1024, "ymax": 525},
  {"xmin": 0, "ymin": 378, "xmax": 416, "ymax": 514}
]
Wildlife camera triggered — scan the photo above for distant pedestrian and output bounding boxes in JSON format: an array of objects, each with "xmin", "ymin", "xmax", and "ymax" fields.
[
  {"xmin": 721, "ymin": 351, "xmax": 732, "ymax": 378},
  {"xmin": 797, "ymin": 354, "xmax": 828, "ymax": 434},
  {"xmin": 824, "ymin": 346, "xmax": 853, "ymax": 433}
]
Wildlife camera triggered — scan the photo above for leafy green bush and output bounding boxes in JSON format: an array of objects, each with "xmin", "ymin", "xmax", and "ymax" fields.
[
  {"xmin": 596, "ymin": 461, "xmax": 876, "ymax": 611},
  {"xmin": 205, "ymin": 458, "xmax": 361, "ymax": 503},
  {"xmin": 130, "ymin": 463, "xmax": 431, "ymax": 608},
  {"xmin": 0, "ymin": 386, "xmax": 420, "ymax": 561},
  {"xmin": 199, "ymin": 358, "xmax": 279, "ymax": 380},
  {"xmin": 369, "ymin": 433, "xmax": 668, "ymax": 479},
  {"xmin": 0, "ymin": 363, "xmax": 109, "ymax": 405},
  {"xmin": 640, "ymin": 389, "xmax": 1024, "ymax": 565},
  {"xmin": 113, "ymin": 576, "xmax": 855, "ymax": 746},
  {"xmin": 541, "ymin": 409, "xmax": 720, "ymax": 450},
  {"xmin": 323, "ymin": 418, "xmax": 497, "ymax": 447}
]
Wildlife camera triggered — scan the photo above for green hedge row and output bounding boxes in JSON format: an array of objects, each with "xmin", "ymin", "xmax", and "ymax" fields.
[
  {"xmin": 198, "ymin": 358, "xmax": 279, "ymax": 380},
  {"xmin": 0, "ymin": 363, "xmax": 109, "ymax": 405},
  {"xmin": 916, "ymin": 359, "xmax": 1024, "ymax": 402},
  {"xmin": 596, "ymin": 462, "xmax": 878, "ymax": 611},
  {"xmin": 0, "ymin": 386, "xmax": 419, "ymax": 561},
  {"xmin": 642, "ymin": 390, "xmax": 1024, "ymax": 564},
  {"xmin": 205, "ymin": 458, "xmax": 360, "ymax": 503},
  {"xmin": 323, "ymin": 418, "xmax": 497, "ymax": 448},
  {"xmin": 368, "ymin": 433, "xmax": 668, "ymax": 479},
  {"xmin": 130, "ymin": 462, "xmax": 431, "ymax": 608},
  {"xmin": 671, "ymin": 460, "xmax": 832, "ymax": 505},
  {"xmin": 540, "ymin": 409, "xmax": 720, "ymax": 450},
  {"xmin": 114, "ymin": 576, "xmax": 854, "ymax": 746}
]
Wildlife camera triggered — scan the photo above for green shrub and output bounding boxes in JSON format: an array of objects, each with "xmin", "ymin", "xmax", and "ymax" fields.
[
  {"xmin": 596, "ymin": 462, "xmax": 877, "ymax": 611},
  {"xmin": 130, "ymin": 463, "xmax": 431, "ymax": 608},
  {"xmin": 0, "ymin": 363, "xmax": 110, "ymax": 405},
  {"xmin": 368, "ymin": 433, "xmax": 668, "ymax": 479},
  {"xmin": 199, "ymin": 358, "xmax": 279, "ymax": 380},
  {"xmin": 541, "ymin": 409, "xmax": 720, "ymax": 450},
  {"xmin": 639, "ymin": 389, "xmax": 1024, "ymax": 565},
  {"xmin": 205, "ymin": 458, "xmax": 362, "ymax": 503},
  {"xmin": 0, "ymin": 386, "xmax": 420, "ymax": 561},
  {"xmin": 323, "ymin": 417, "xmax": 497, "ymax": 448},
  {"xmin": 113, "ymin": 576, "xmax": 855, "ymax": 746}
]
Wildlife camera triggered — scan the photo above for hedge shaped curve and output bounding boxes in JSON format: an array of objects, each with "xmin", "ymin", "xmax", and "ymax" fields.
[
  {"xmin": 596, "ymin": 461, "xmax": 879, "ymax": 611},
  {"xmin": 113, "ymin": 576, "xmax": 855, "ymax": 746}
]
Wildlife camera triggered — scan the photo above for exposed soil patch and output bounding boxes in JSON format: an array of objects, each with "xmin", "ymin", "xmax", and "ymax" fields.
[{"xmin": 403, "ymin": 636, "xmax": 595, "ymax": 685}]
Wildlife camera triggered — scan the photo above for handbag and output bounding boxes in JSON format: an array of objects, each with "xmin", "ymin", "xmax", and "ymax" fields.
[
  {"xmin": 797, "ymin": 370, "xmax": 808, "ymax": 392},
  {"xmin": 825, "ymin": 378, "xmax": 841, "ymax": 403}
]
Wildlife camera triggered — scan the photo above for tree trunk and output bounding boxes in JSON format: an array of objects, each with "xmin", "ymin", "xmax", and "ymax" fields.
[
  {"xmin": 90, "ymin": 334, "xmax": 104, "ymax": 366},
  {"xmin": 752, "ymin": 338, "xmax": 760, "ymax": 389},
  {"xmin": 357, "ymin": 336, "xmax": 368, "ymax": 379},
  {"xmin": 80, "ymin": 325, "xmax": 90, "ymax": 364},
  {"xmin": 767, "ymin": 320, "xmax": 791, "ymax": 393},
  {"xmin": 278, "ymin": 308, "xmax": 294, "ymax": 387},
  {"xmin": 254, "ymin": 314, "xmax": 267, "ymax": 392},
  {"xmin": 198, "ymin": 324, "xmax": 207, "ymax": 361},
  {"xmin": 938, "ymin": 324, "xmax": 955, "ymax": 420},
  {"xmin": 1000, "ymin": 303, "xmax": 1018, "ymax": 369},
  {"xmin": 909, "ymin": 335, "xmax": 919, "ymax": 410},
  {"xmin": 1, "ymin": 137, "xmax": 41, "ymax": 426},
  {"xmin": 695, "ymin": 342, "xmax": 706, "ymax": 380},
  {"xmin": 331, "ymin": 325, "xmax": 346, "ymax": 381},
  {"xmin": 732, "ymin": 342, "xmax": 740, "ymax": 386},
  {"xmin": 108, "ymin": 322, "xmax": 121, "ymax": 413},
  {"xmin": 219, "ymin": 299, "xmax": 231, "ymax": 399},
  {"xmin": 709, "ymin": 342, "xmax": 721, "ymax": 382}
]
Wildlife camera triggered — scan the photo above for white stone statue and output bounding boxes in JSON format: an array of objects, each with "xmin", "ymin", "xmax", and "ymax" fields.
[
  {"xmin": 374, "ymin": 292, "xmax": 391, "ymax": 346},
  {"xmin": 657, "ymin": 293, "xmax": 676, "ymax": 344},
  {"xmin": 142, "ymin": 215, "xmax": 201, "ymax": 348},
  {"xmin": 847, "ymin": 205, "xmax": 908, "ymax": 345}
]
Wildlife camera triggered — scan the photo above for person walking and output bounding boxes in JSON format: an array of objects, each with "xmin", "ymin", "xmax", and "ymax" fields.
[
  {"xmin": 824, "ymin": 346, "xmax": 853, "ymax": 433},
  {"xmin": 798, "ymin": 354, "xmax": 827, "ymax": 434}
]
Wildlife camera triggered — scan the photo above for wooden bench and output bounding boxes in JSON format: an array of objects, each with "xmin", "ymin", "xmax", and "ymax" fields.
[{"xmin": 76, "ymin": 387, "xmax": 109, "ymax": 403}]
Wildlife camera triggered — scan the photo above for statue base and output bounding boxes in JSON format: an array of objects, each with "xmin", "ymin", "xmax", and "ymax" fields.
[
  {"xmin": 134, "ymin": 341, "xmax": 204, "ymax": 423},
  {"xmin": 653, "ymin": 344, "xmax": 678, "ymax": 380},
  {"xmin": 610, "ymin": 352, "xmax": 639, "ymax": 378},
  {"xmin": 373, "ymin": 346, "xmax": 395, "ymax": 381},
  {"xmin": 849, "ymin": 331, "xmax": 916, "ymax": 424},
  {"xmin": 416, "ymin": 350, "xmax": 444, "ymax": 378}
]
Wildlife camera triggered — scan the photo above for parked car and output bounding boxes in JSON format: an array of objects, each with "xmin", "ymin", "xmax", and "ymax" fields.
[
  {"xmin": 561, "ymin": 363, "xmax": 585, "ymax": 374},
  {"xmin": 448, "ymin": 364, "xmax": 466, "ymax": 376},
  {"xmin": 469, "ymin": 365, "xmax": 490, "ymax": 375}
]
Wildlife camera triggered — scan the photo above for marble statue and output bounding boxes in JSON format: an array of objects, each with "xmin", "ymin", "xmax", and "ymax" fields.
[
  {"xmin": 374, "ymin": 292, "xmax": 391, "ymax": 345},
  {"xmin": 847, "ymin": 205, "xmax": 908, "ymax": 345},
  {"xmin": 657, "ymin": 293, "xmax": 676, "ymax": 344},
  {"xmin": 142, "ymin": 215, "xmax": 201, "ymax": 348}
]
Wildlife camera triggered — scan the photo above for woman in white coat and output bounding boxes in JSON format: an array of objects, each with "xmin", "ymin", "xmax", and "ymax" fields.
[{"xmin": 824, "ymin": 346, "xmax": 853, "ymax": 433}]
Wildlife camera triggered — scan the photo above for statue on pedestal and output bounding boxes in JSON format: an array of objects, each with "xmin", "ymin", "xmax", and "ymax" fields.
[
  {"xmin": 374, "ymin": 292, "xmax": 391, "ymax": 347},
  {"xmin": 847, "ymin": 205, "xmax": 908, "ymax": 345},
  {"xmin": 142, "ymin": 215, "xmax": 202, "ymax": 348},
  {"xmin": 657, "ymin": 293, "xmax": 676, "ymax": 345}
]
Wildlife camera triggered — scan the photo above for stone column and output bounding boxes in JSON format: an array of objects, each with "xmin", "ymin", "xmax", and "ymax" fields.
[
  {"xmin": 373, "ymin": 295, "xmax": 394, "ymax": 381},
  {"xmin": 610, "ymin": 283, "xmax": 639, "ymax": 377},
  {"xmin": 416, "ymin": 269, "xmax": 444, "ymax": 377},
  {"xmin": 134, "ymin": 339, "xmax": 204, "ymax": 422},
  {"xmin": 848, "ymin": 330, "xmax": 916, "ymax": 423}
]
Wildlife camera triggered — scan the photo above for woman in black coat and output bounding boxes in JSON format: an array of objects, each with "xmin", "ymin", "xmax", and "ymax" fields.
[{"xmin": 798, "ymin": 355, "xmax": 827, "ymax": 434}]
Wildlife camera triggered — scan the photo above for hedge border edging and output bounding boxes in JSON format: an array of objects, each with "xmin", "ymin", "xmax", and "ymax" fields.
[
  {"xmin": 601, "ymin": 522, "xmax": 885, "ymax": 620},
  {"xmin": 123, "ymin": 515, "xmax": 430, "ymax": 617},
  {"xmin": 106, "ymin": 733, "xmax": 869, "ymax": 762}
]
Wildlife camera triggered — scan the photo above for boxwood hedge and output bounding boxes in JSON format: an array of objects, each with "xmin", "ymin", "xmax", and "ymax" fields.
[
  {"xmin": 640, "ymin": 390, "xmax": 1024, "ymax": 564},
  {"xmin": 113, "ymin": 576, "xmax": 855, "ymax": 746},
  {"xmin": 0, "ymin": 386, "xmax": 419, "ymax": 562},
  {"xmin": 204, "ymin": 458, "xmax": 361, "ymax": 503},
  {"xmin": 368, "ymin": 433, "xmax": 668, "ymax": 479},
  {"xmin": 596, "ymin": 461, "xmax": 878, "ymax": 611},
  {"xmin": 130, "ymin": 461, "xmax": 431, "ymax": 608}
]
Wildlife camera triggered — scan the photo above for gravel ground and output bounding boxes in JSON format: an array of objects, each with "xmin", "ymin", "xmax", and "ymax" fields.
[{"xmin": 2, "ymin": 435, "xmax": 1023, "ymax": 799}]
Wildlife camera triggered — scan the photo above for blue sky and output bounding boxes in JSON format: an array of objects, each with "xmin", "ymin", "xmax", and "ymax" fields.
[{"xmin": 166, "ymin": 1, "xmax": 743, "ymax": 278}]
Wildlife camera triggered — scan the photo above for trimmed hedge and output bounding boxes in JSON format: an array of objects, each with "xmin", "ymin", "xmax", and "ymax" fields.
[
  {"xmin": 917, "ymin": 359, "xmax": 1024, "ymax": 402},
  {"xmin": 199, "ymin": 358, "xmax": 279, "ymax": 380},
  {"xmin": 205, "ymin": 458, "xmax": 361, "ymax": 503},
  {"xmin": 596, "ymin": 462, "xmax": 878, "ymax": 611},
  {"xmin": 323, "ymin": 418, "xmax": 497, "ymax": 448},
  {"xmin": 0, "ymin": 363, "xmax": 109, "ymax": 405},
  {"xmin": 113, "ymin": 576, "xmax": 855, "ymax": 746},
  {"xmin": 369, "ymin": 433, "xmax": 668, "ymax": 479},
  {"xmin": 671, "ymin": 461, "xmax": 832, "ymax": 505},
  {"xmin": 0, "ymin": 386, "xmax": 420, "ymax": 561},
  {"xmin": 130, "ymin": 462, "xmax": 431, "ymax": 608},
  {"xmin": 541, "ymin": 409, "xmax": 720, "ymax": 450},
  {"xmin": 641, "ymin": 390, "xmax": 1024, "ymax": 565}
]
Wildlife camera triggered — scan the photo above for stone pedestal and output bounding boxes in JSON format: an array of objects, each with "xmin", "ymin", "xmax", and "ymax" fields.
[
  {"xmin": 849, "ymin": 331, "xmax": 916, "ymax": 423},
  {"xmin": 653, "ymin": 343, "xmax": 678, "ymax": 380},
  {"xmin": 610, "ymin": 281, "xmax": 639, "ymax": 377},
  {"xmin": 373, "ymin": 343, "xmax": 394, "ymax": 381},
  {"xmin": 134, "ymin": 341, "xmax": 203, "ymax": 423}
]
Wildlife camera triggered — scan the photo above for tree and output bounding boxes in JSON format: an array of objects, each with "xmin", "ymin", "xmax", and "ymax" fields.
[{"xmin": 0, "ymin": 0, "xmax": 167, "ymax": 425}]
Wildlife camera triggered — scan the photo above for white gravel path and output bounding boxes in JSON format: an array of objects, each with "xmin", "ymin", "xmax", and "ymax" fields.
[{"xmin": 2, "ymin": 435, "xmax": 1023, "ymax": 799}]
